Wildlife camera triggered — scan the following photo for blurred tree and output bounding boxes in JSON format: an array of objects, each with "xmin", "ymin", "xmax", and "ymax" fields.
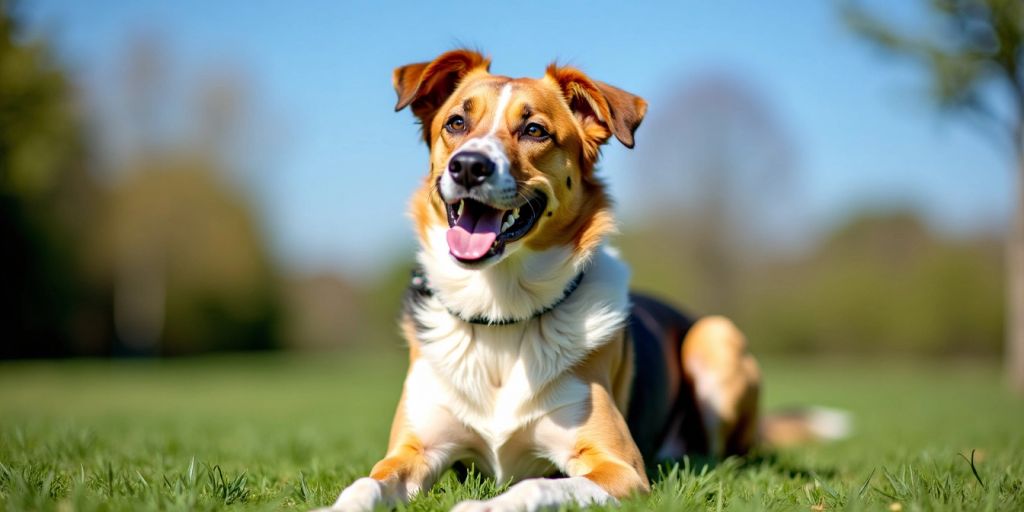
[
  {"xmin": 97, "ymin": 159, "xmax": 282, "ymax": 355},
  {"xmin": 1, "ymin": 3, "xmax": 285, "ymax": 357},
  {"xmin": 740, "ymin": 211, "xmax": 1003, "ymax": 355},
  {"xmin": 629, "ymin": 74, "xmax": 795, "ymax": 314},
  {"xmin": 844, "ymin": 0, "xmax": 1024, "ymax": 391},
  {"xmin": 0, "ymin": 1, "xmax": 111, "ymax": 357},
  {"xmin": 92, "ymin": 39, "xmax": 284, "ymax": 355}
]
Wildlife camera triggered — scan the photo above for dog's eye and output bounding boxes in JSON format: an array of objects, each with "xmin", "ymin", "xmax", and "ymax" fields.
[
  {"xmin": 445, "ymin": 115, "xmax": 466, "ymax": 133},
  {"xmin": 523, "ymin": 123, "xmax": 549, "ymax": 140}
]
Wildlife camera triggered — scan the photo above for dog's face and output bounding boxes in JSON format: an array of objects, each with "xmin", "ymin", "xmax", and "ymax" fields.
[{"xmin": 396, "ymin": 50, "xmax": 646, "ymax": 268}]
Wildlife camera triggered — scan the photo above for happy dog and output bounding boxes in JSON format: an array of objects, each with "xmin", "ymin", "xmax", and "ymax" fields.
[{"xmin": 316, "ymin": 49, "xmax": 762, "ymax": 512}]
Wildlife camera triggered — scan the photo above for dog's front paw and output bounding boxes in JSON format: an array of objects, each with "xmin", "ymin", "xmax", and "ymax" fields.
[
  {"xmin": 450, "ymin": 477, "xmax": 616, "ymax": 512},
  {"xmin": 311, "ymin": 477, "xmax": 384, "ymax": 512},
  {"xmin": 450, "ymin": 499, "xmax": 508, "ymax": 512}
]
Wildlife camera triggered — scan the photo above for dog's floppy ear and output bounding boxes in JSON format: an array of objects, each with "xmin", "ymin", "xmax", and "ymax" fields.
[
  {"xmin": 545, "ymin": 64, "xmax": 647, "ymax": 154},
  {"xmin": 393, "ymin": 49, "xmax": 491, "ymax": 144}
]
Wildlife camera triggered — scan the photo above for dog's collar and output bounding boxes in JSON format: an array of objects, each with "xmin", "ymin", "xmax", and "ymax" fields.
[{"xmin": 409, "ymin": 267, "xmax": 585, "ymax": 326}]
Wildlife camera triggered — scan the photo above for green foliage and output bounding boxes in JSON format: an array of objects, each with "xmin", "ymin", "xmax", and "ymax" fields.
[
  {"xmin": 745, "ymin": 212, "xmax": 1004, "ymax": 354},
  {"xmin": 0, "ymin": 1, "xmax": 82, "ymax": 197},
  {"xmin": 843, "ymin": 0, "xmax": 1024, "ymax": 151},
  {"xmin": 98, "ymin": 161, "xmax": 284, "ymax": 354},
  {"xmin": 0, "ymin": 1, "xmax": 108, "ymax": 357},
  {"xmin": 0, "ymin": 3, "xmax": 285, "ymax": 357},
  {"xmin": 0, "ymin": 353, "xmax": 1021, "ymax": 510},
  {"xmin": 843, "ymin": 0, "xmax": 1022, "ymax": 101}
]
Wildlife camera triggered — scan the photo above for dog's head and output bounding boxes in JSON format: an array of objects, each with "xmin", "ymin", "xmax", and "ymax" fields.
[{"xmin": 397, "ymin": 50, "xmax": 646, "ymax": 269}]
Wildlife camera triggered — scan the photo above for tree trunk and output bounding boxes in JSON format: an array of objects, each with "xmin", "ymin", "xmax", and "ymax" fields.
[{"xmin": 1009, "ymin": 158, "xmax": 1024, "ymax": 393}]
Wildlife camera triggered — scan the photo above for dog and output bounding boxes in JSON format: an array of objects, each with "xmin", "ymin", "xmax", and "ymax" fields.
[{"xmin": 316, "ymin": 49, "xmax": 767, "ymax": 512}]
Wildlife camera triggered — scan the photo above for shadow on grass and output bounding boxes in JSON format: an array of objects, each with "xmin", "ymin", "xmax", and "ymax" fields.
[{"xmin": 652, "ymin": 450, "xmax": 837, "ymax": 482}]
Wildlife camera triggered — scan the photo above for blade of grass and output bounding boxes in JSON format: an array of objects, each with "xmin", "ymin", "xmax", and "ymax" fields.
[{"xmin": 958, "ymin": 449, "xmax": 985, "ymax": 488}]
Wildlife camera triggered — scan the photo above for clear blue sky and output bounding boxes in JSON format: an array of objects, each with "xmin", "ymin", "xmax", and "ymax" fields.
[{"xmin": 22, "ymin": 1, "xmax": 1013, "ymax": 278}]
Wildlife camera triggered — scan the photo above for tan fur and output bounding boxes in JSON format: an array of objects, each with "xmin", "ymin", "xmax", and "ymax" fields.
[
  {"xmin": 761, "ymin": 415, "xmax": 819, "ymax": 447},
  {"xmin": 368, "ymin": 433, "xmax": 428, "ymax": 489},
  {"xmin": 567, "ymin": 335, "xmax": 649, "ymax": 498},
  {"xmin": 610, "ymin": 332, "xmax": 635, "ymax": 414},
  {"xmin": 366, "ymin": 320, "xmax": 426, "ymax": 498},
  {"xmin": 385, "ymin": 317, "xmax": 420, "ymax": 450}
]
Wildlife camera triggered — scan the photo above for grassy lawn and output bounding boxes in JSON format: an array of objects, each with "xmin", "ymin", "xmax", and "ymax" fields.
[{"xmin": 1, "ymin": 350, "xmax": 1022, "ymax": 511}]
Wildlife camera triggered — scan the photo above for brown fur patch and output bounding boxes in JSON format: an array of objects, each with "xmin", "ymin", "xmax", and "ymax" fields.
[
  {"xmin": 566, "ymin": 339, "xmax": 650, "ymax": 497},
  {"xmin": 544, "ymin": 64, "xmax": 648, "ymax": 149},
  {"xmin": 393, "ymin": 50, "xmax": 491, "ymax": 145},
  {"xmin": 369, "ymin": 432, "xmax": 428, "ymax": 486},
  {"xmin": 579, "ymin": 459, "xmax": 648, "ymax": 499}
]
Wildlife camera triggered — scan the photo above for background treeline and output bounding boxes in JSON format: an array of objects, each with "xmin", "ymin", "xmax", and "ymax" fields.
[
  {"xmin": 0, "ymin": 4, "xmax": 1003, "ymax": 358},
  {"xmin": 622, "ymin": 213, "xmax": 1003, "ymax": 356},
  {"xmin": 1, "ymin": 7, "xmax": 282, "ymax": 357}
]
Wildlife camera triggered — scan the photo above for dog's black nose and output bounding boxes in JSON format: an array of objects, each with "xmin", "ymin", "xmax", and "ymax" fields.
[{"xmin": 448, "ymin": 152, "xmax": 495, "ymax": 189}]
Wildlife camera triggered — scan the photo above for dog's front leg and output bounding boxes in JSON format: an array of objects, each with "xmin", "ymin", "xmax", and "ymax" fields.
[
  {"xmin": 313, "ymin": 433, "xmax": 449, "ymax": 512},
  {"xmin": 314, "ymin": 383, "xmax": 462, "ymax": 512},
  {"xmin": 322, "ymin": 444, "xmax": 437, "ymax": 511}
]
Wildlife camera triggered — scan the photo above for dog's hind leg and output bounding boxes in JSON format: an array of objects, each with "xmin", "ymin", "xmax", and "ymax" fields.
[{"xmin": 681, "ymin": 315, "xmax": 761, "ymax": 458}]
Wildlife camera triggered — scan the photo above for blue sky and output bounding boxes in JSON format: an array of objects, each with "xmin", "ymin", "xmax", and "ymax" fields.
[{"xmin": 22, "ymin": 1, "xmax": 1013, "ymax": 278}]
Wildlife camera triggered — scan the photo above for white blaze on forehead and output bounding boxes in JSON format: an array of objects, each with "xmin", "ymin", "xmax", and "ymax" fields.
[
  {"xmin": 440, "ymin": 82, "xmax": 517, "ymax": 206},
  {"xmin": 488, "ymin": 83, "xmax": 514, "ymax": 136}
]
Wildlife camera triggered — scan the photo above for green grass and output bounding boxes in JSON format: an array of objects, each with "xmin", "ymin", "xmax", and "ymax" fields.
[{"xmin": 1, "ymin": 350, "xmax": 1022, "ymax": 511}]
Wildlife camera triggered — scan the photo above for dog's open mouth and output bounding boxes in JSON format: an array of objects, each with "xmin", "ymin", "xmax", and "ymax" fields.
[{"xmin": 444, "ymin": 193, "xmax": 548, "ymax": 263}]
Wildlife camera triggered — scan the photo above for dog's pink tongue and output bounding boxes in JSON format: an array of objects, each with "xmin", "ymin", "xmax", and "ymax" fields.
[{"xmin": 447, "ymin": 208, "xmax": 503, "ymax": 260}]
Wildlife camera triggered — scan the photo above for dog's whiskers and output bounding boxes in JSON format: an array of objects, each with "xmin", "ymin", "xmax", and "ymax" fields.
[{"xmin": 516, "ymin": 189, "xmax": 539, "ymax": 219}]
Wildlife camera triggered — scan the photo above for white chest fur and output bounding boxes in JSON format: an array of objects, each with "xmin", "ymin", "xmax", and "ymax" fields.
[{"xmin": 404, "ymin": 243, "xmax": 631, "ymax": 481}]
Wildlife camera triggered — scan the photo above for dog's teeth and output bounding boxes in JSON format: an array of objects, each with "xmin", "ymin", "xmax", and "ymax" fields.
[
  {"xmin": 512, "ymin": 207, "xmax": 520, "ymax": 218},
  {"xmin": 501, "ymin": 219, "xmax": 513, "ymax": 232},
  {"xmin": 457, "ymin": 201, "xmax": 464, "ymax": 217}
]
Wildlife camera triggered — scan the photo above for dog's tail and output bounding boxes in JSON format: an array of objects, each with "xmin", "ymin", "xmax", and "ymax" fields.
[{"xmin": 760, "ymin": 406, "xmax": 852, "ymax": 447}]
